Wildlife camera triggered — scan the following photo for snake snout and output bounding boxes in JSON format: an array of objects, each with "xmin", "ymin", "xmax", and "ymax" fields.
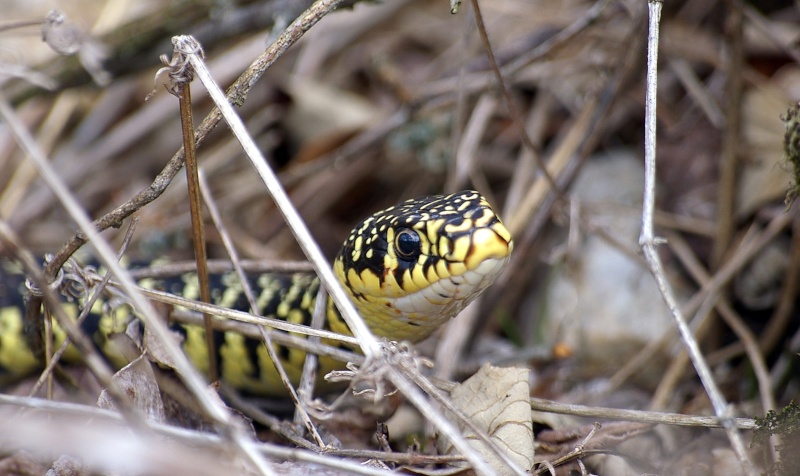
[{"xmin": 464, "ymin": 224, "xmax": 513, "ymax": 270}]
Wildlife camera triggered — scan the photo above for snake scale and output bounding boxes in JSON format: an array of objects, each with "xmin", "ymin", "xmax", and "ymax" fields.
[{"xmin": 0, "ymin": 191, "xmax": 513, "ymax": 396}]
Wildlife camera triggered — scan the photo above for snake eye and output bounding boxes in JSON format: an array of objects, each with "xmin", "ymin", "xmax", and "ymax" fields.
[{"xmin": 394, "ymin": 228, "xmax": 421, "ymax": 261}]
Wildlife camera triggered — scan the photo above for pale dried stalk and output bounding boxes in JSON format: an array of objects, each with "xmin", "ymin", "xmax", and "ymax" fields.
[
  {"xmin": 637, "ymin": 1, "xmax": 754, "ymax": 472},
  {"xmin": 665, "ymin": 231, "xmax": 775, "ymax": 415},
  {"xmin": 260, "ymin": 330, "xmax": 327, "ymax": 448},
  {"xmin": 530, "ymin": 397, "xmax": 756, "ymax": 430},
  {"xmin": 198, "ymin": 169, "xmax": 325, "ymax": 442},
  {"xmin": 296, "ymin": 285, "xmax": 329, "ymax": 417},
  {"xmin": 127, "ymin": 260, "xmax": 314, "ymax": 278},
  {"xmin": 609, "ymin": 212, "xmax": 791, "ymax": 392},
  {"xmin": 0, "ymin": 394, "xmax": 396, "ymax": 476},
  {"xmin": 138, "ymin": 286, "xmax": 357, "ymax": 345},
  {"xmin": 197, "ymin": 169, "xmax": 260, "ymax": 313}
]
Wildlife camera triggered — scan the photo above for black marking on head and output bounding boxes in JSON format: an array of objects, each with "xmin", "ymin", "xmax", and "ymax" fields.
[{"xmin": 335, "ymin": 190, "xmax": 492, "ymax": 290}]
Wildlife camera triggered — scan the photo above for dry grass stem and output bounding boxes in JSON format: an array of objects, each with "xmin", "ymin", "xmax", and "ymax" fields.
[
  {"xmin": 171, "ymin": 51, "xmax": 218, "ymax": 382},
  {"xmin": 530, "ymin": 397, "xmax": 756, "ymax": 430},
  {"xmin": 638, "ymin": 1, "xmax": 753, "ymax": 471}
]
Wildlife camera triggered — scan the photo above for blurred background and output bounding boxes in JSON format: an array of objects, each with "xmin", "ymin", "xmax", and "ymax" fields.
[{"xmin": 1, "ymin": 0, "xmax": 799, "ymax": 472}]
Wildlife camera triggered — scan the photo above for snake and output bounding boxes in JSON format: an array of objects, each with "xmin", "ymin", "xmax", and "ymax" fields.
[{"xmin": 0, "ymin": 190, "xmax": 513, "ymax": 396}]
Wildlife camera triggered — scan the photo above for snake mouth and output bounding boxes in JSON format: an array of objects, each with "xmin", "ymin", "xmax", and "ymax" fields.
[
  {"xmin": 374, "ymin": 222, "xmax": 513, "ymax": 340},
  {"xmin": 373, "ymin": 252, "xmax": 510, "ymax": 342}
]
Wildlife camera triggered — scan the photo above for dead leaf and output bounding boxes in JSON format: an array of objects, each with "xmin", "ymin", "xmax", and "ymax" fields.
[
  {"xmin": 439, "ymin": 363, "xmax": 534, "ymax": 475},
  {"xmin": 142, "ymin": 315, "xmax": 184, "ymax": 371},
  {"xmin": 97, "ymin": 354, "xmax": 166, "ymax": 423},
  {"xmin": 737, "ymin": 67, "xmax": 796, "ymax": 217}
]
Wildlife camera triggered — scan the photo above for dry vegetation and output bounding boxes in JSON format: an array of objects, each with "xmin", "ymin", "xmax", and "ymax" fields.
[{"xmin": 0, "ymin": 0, "xmax": 799, "ymax": 474}]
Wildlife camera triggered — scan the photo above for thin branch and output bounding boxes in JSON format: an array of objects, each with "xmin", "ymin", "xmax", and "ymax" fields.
[
  {"xmin": 136, "ymin": 286, "xmax": 358, "ymax": 345},
  {"xmin": 711, "ymin": 0, "xmax": 743, "ymax": 269},
  {"xmin": 295, "ymin": 285, "xmax": 328, "ymax": 420},
  {"xmin": 608, "ymin": 212, "xmax": 792, "ymax": 392},
  {"xmin": 530, "ymin": 397, "xmax": 756, "ymax": 430},
  {"xmin": 665, "ymin": 230, "xmax": 775, "ymax": 415},
  {"xmin": 637, "ymin": 1, "xmax": 755, "ymax": 472},
  {"xmin": 197, "ymin": 169, "xmax": 260, "ymax": 313},
  {"xmin": 168, "ymin": 306, "xmax": 363, "ymax": 366},
  {"xmin": 260, "ymin": 330, "xmax": 327, "ymax": 448},
  {"xmin": 126, "ymin": 260, "xmax": 314, "ymax": 279},
  {"xmin": 170, "ymin": 44, "xmax": 218, "ymax": 382}
]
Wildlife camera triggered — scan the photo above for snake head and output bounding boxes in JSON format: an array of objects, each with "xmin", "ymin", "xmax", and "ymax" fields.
[{"xmin": 333, "ymin": 190, "xmax": 513, "ymax": 342}]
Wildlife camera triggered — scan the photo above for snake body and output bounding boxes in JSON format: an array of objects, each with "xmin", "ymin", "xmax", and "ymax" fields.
[{"xmin": 0, "ymin": 191, "xmax": 512, "ymax": 395}]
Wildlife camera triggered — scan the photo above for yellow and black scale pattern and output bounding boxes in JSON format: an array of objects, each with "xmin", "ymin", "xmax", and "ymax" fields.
[{"xmin": 0, "ymin": 191, "xmax": 513, "ymax": 396}]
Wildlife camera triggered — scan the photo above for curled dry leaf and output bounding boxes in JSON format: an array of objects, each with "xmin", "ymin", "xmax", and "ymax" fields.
[
  {"xmin": 97, "ymin": 354, "xmax": 166, "ymax": 423},
  {"xmin": 142, "ymin": 306, "xmax": 184, "ymax": 371},
  {"xmin": 41, "ymin": 9, "xmax": 110, "ymax": 85},
  {"xmin": 438, "ymin": 363, "xmax": 534, "ymax": 475},
  {"xmin": 41, "ymin": 10, "xmax": 84, "ymax": 56}
]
